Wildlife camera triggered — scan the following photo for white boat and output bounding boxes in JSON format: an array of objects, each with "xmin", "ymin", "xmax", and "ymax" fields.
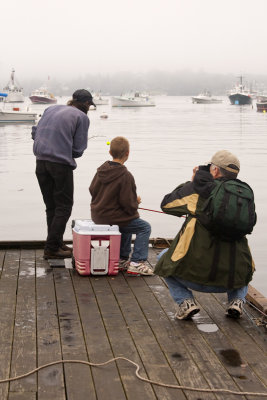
[
  {"xmin": 192, "ymin": 91, "xmax": 222, "ymax": 104},
  {"xmin": 29, "ymin": 86, "xmax": 57, "ymax": 104},
  {"xmin": 2, "ymin": 69, "xmax": 24, "ymax": 103},
  {"xmin": 92, "ymin": 92, "xmax": 109, "ymax": 105},
  {"xmin": 0, "ymin": 106, "xmax": 38, "ymax": 123},
  {"xmin": 256, "ymin": 94, "xmax": 267, "ymax": 103},
  {"xmin": 111, "ymin": 92, "xmax": 155, "ymax": 107}
]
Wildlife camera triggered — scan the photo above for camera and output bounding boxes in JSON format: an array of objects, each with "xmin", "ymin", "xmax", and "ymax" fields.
[{"xmin": 198, "ymin": 163, "xmax": 211, "ymax": 172}]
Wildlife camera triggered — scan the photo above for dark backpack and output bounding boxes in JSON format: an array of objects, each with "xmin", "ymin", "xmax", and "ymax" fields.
[{"xmin": 198, "ymin": 178, "xmax": 256, "ymax": 240}]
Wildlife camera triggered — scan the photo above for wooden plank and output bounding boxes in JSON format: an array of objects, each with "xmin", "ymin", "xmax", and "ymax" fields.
[
  {"xmin": 195, "ymin": 291, "xmax": 267, "ymax": 396},
  {"xmin": 88, "ymin": 274, "xmax": 157, "ymax": 400},
  {"xmin": 71, "ymin": 272, "xmax": 127, "ymax": 400},
  {"xmin": 8, "ymin": 392, "xmax": 36, "ymax": 400},
  {"xmin": 9, "ymin": 249, "xmax": 37, "ymax": 394},
  {"xmin": 0, "ymin": 249, "xmax": 5, "ymax": 275},
  {"xmin": 247, "ymin": 284, "xmax": 267, "ymax": 313},
  {"xmin": 53, "ymin": 268, "xmax": 96, "ymax": 400},
  {"xmin": 35, "ymin": 250, "xmax": 65, "ymax": 400},
  {"xmin": 131, "ymin": 274, "xmax": 241, "ymax": 400},
  {"xmin": 0, "ymin": 250, "xmax": 20, "ymax": 400},
  {"xmin": 103, "ymin": 273, "xmax": 186, "ymax": 400}
]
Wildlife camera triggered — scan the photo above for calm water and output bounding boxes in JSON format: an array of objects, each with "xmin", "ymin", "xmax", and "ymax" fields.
[{"xmin": 1, "ymin": 96, "xmax": 266, "ymax": 295}]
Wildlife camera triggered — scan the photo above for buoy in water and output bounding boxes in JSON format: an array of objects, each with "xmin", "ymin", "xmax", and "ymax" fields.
[{"xmin": 100, "ymin": 113, "xmax": 108, "ymax": 119}]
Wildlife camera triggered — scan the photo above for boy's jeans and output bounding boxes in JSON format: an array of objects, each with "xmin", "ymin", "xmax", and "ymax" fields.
[
  {"xmin": 119, "ymin": 218, "xmax": 151, "ymax": 262},
  {"xmin": 157, "ymin": 248, "xmax": 248, "ymax": 304}
]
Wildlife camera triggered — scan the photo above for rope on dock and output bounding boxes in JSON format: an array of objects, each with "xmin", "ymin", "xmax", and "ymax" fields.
[{"xmin": 0, "ymin": 357, "xmax": 267, "ymax": 396}]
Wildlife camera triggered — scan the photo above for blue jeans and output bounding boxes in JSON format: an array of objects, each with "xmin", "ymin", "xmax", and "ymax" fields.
[
  {"xmin": 158, "ymin": 248, "xmax": 248, "ymax": 304},
  {"xmin": 119, "ymin": 218, "xmax": 151, "ymax": 262}
]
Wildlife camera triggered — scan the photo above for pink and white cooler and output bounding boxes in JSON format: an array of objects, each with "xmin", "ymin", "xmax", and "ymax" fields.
[{"xmin": 72, "ymin": 219, "xmax": 121, "ymax": 276}]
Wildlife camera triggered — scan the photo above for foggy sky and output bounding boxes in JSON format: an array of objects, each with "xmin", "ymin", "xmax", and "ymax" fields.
[{"xmin": 1, "ymin": 0, "xmax": 267, "ymax": 85}]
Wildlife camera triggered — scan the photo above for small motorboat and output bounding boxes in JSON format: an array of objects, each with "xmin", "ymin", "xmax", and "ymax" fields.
[
  {"xmin": 0, "ymin": 106, "xmax": 38, "ymax": 123},
  {"xmin": 111, "ymin": 92, "xmax": 155, "ymax": 107},
  {"xmin": 192, "ymin": 91, "xmax": 222, "ymax": 104},
  {"xmin": 29, "ymin": 86, "xmax": 57, "ymax": 104},
  {"xmin": 256, "ymin": 101, "xmax": 267, "ymax": 112},
  {"xmin": 92, "ymin": 92, "xmax": 109, "ymax": 105}
]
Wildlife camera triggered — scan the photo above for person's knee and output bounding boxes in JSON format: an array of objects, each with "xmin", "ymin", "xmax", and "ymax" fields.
[{"xmin": 143, "ymin": 220, "xmax": 151, "ymax": 235}]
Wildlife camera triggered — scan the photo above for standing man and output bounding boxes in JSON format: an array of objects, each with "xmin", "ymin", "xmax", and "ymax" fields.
[{"xmin": 32, "ymin": 89, "xmax": 95, "ymax": 259}]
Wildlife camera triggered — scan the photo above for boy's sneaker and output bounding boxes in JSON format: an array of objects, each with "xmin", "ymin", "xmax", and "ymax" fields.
[
  {"xmin": 118, "ymin": 259, "xmax": 130, "ymax": 271},
  {"xmin": 127, "ymin": 261, "xmax": 154, "ymax": 276},
  {"xmin": 175, "ymin": 299, "xmax": 200, "ymax": 320},
  {"xmin": 226, "ymin": 299, "xmax": 244, "ymax": 319}
]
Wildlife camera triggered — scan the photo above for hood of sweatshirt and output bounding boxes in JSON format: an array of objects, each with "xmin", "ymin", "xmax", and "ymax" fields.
[{"xmin": 96, "ymin": 161, "xmax": 128, "ymax": 184}]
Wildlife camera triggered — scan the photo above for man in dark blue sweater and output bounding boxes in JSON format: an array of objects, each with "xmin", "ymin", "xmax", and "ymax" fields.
[{"xmin": 32, "ymin": 89, "xmax": 95, "ymax": 259}]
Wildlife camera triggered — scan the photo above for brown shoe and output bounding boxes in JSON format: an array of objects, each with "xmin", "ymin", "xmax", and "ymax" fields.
[
  {"xmin": 43, "ymin": 248, "xmax": 72, "ymax": 259},
  {"xmin": 61, "ymin": 244, "xmax": 73, "ymax": 252}
]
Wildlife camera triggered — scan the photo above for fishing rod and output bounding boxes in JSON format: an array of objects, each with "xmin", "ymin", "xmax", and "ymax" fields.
[{"xmin": 139, "ymin": 207, "xmax": 186, "ymax": 218}]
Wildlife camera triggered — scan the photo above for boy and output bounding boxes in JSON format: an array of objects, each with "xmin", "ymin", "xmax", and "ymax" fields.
[{"xmin": 89, "ymin": 136, "xmax": 154, "ymax": 276}]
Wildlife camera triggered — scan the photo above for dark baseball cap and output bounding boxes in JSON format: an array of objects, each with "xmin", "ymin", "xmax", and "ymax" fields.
[{"xmin": 72, "ymin": 89, "xmax": 96, "ymax": 107}]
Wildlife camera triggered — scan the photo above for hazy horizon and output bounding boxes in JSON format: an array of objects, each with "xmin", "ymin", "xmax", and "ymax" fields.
[{"xmin": 1, "ymin": 0, "xmax": 267, "ymax": 84}]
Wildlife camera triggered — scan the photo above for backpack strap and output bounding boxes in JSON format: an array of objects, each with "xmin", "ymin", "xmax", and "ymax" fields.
[
  {"xmin": 228, "ymin": 241, "xmax": 236, "ymax": 289},
  {"xmin": 209, "ymin": 240, "xmax": 220, "ymax": 281}
]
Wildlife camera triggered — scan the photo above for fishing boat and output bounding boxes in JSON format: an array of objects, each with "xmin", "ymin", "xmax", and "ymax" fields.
[
  {"xmin": 92, "ymin": 92, "xmax": 109, "ymax": 105},
  {"xmin": 0, "ymin": 107, "xmax": 38, "ymax": 123},
  {"xmin": 192, "ymin": 91, "xmax": 222, "ymax": 104},
  {"xmin": 228, "ymin": 76, "xmax": 252, "ymax": 105},
  {"xmin": 29, "ymin": 86, "xmax": 57, "ymax": 104},
  {"xmin": 2, "ymin": 69, "xmax": 24, "ymax": 103},
  {"xmin": 111, "ymin": 92, "xmax": 155, "ymax": 107},
  {"xmin": 256, "ymin": 101, "xmax": 267, "ymax": 112}
]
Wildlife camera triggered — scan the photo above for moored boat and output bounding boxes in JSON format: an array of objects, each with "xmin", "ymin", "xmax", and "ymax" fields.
[
  {"xmin": 0, "ymin": 107, "xmax": 38, "ymax": 122},
  {"xmin": 29, "ymin": 86, "xmax": 57, "ymax": 104},
  {"xmin": 2, "ymin": 69, "xmax": 24, "ymax": 103},
  {"xmin": 228, "ymin": 76, "xmax": 252, "ymax": 105},
  {"xmin": 111, "ymin": 92, "xmax": 155, "ymax": 107},
  {"xmin": 256, "ymin": 101, "xmax": 267, "ymax": 112},
  {"xmin": 192, "ymin": 91, "xmax": 222, "ymax": 104},
  {"xmin": 92, "ymin": 92, "xmax": 109, "ymax": 105}
]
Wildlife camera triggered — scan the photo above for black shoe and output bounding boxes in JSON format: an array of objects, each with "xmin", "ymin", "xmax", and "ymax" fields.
[
  {"xmin": 43, "ymin": 248, "xmax": 72, "ymax": 259},
  {"xmin": 61, "ymin": 243, "xmax": 73, "ymax": 252}
]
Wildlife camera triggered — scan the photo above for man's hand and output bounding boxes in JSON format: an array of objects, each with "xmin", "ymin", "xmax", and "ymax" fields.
[
  {"xmin": 191, "ymin": 166, "xmax": 199, "ymax": 181},
  {"xmin": 137, "ymin": 195, "xmax": 142, "ymax": 204}
]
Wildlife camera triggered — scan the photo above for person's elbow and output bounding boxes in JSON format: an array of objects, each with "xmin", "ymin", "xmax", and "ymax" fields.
[{"xmin": 72, "ymin": 150, "xmax": 83, "ymax": 158}]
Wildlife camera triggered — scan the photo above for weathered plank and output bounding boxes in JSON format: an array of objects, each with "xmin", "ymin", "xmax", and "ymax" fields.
[
  {"xmin": 35, "ymin": 250, "xmax": 65, "ymax": 400},
  {"xmin": 106, "ymin": 273, "xmax": 185, "ymax": 400},
  {"xmin": 247, "ymin": 284, "xmax": 267, "ymax": 314},
  {"xmin": 71, "ymin": 272, "xmax": 127, "ymax": 400},
  {"xmin": 143, "ymin": 275, "xmax": 243, "ymax": 400},
  {"xmin": 195, "ymin": 291, "xmax": 267, "ymax": 395},
  {"xmin": 9, "ymin": 249, "xmax": 37, "ymax": 394},
  {"xmin": 53, "ymin": 268, "xmax": 96, "ymax": 400},
  {"xmin": 0, "ymin": 250, "xmax": 20, "ymax": 400},
  {"xmin": 8, "ymin": 392, "xmax": 36, "ymax": 399},
  {"xmin": 89, "ymin": 274, "xmax": 157, "ymax": 400}
]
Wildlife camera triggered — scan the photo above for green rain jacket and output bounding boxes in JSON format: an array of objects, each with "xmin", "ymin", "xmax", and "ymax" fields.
[{"xmin": 154, "ymin": 170, "xmax": 255, "ymax": 289}]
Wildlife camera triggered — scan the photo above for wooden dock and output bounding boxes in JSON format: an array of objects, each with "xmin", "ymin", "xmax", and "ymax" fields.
[{"xmin": 0, "ymin": 247, "xmax": 266, "ymax": 400}]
